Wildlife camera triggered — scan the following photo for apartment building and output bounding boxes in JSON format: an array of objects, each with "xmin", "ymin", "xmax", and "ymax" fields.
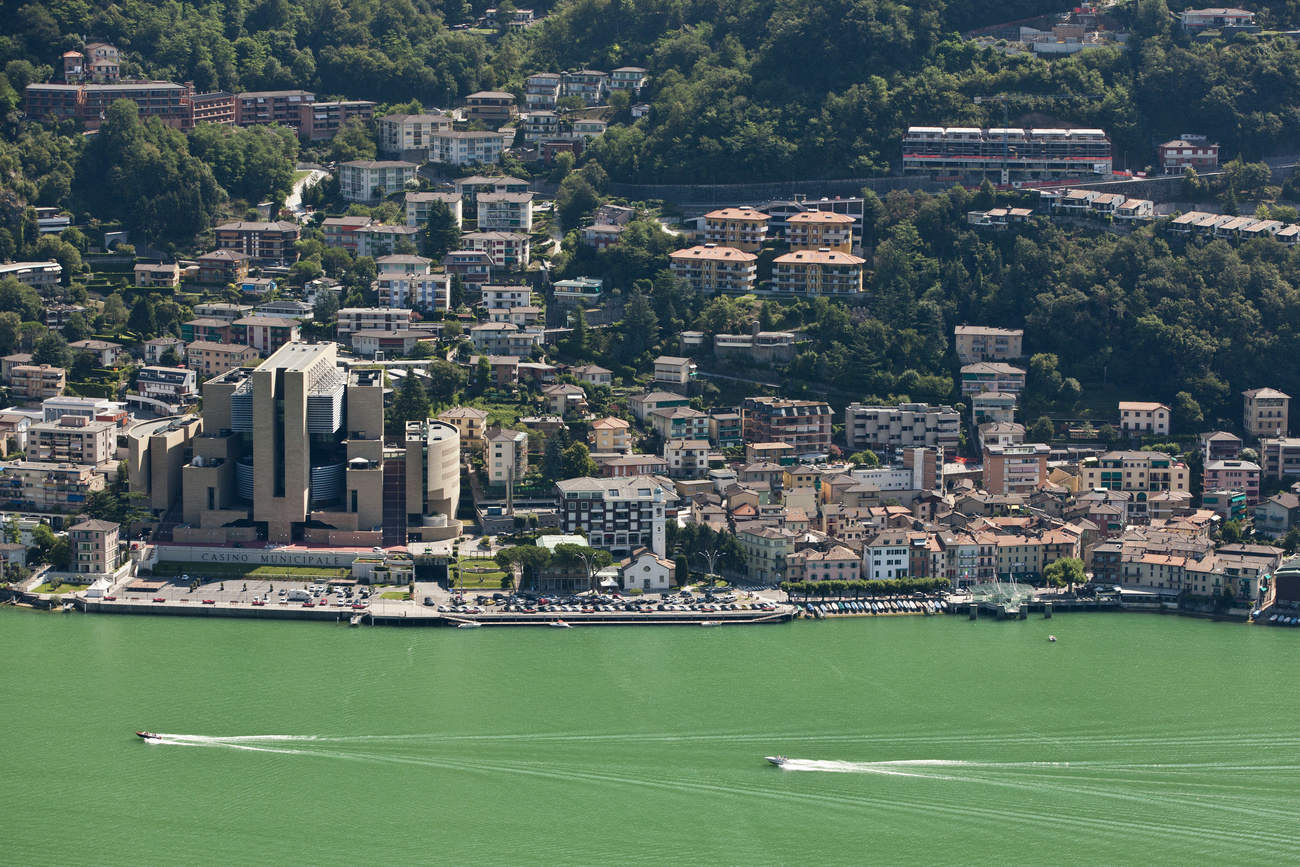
[
  {"xmin": 737, "ymin": 525, "xmax": 799, "ymax": 583},
  {"xmin": 982, "ymin": 442, "xmax": 1050, "ymax": 495},
  {"xmin": 477, "ymin": 192, "xmax": 534, "ymax": 231},
  {"xmin": 134, "ymin": 263, "xmax": 181, "ymax": 288},
  {"xmin": 214, "ymin": 221, "xmax": 301, "ymax": 263},
  {"xmin": 196, "ymin": 249, "xmax": 250, "ymax": 285},
  {"xmin": 521, "ymin": 111, "xmax": 562, "ymax": 142},
  {"xmin": 845, "ymin": 402, "xmax": 961, "ymax": 452},
  {"xmin": 63, "ymin": 42, "xmax": 121, "ymax": 82},
  {"xmin": 181, "ymin": 318, "xmax": 231, "ymax": 344},
  {"xmin": 339, "ymin": 160, "xmax": 417, "ymax": 202},
  {"xmin": 590, "ymin": 417, "xmax": 631, "ymax": 453},
  {"xmin": 556, "ymin": 476, "xmax": 676, "ymax": 557},
  {"xmin": 653, "ymin": 356, "xmax": 696, "ymax": 387},
  {"xmin": 26, "ymin": 81, "xmax": 195, "ymax": 130},
  {"xmin": 69, "ymin": 519, "xmax": 122, "ymax": 576},
  {"xmin": 298, "ymin": 100, "xmax": 376, "ymax": 141},
  {"xmin": 663, "ymin": 439, "xmax": 712, "ymax": 479},
  {"xmin": 136, "ymin": 366, "xmax": 198, "ymax": 404},
  {"xmin": 770, "ymin": 250, "xmax": 866, "ymax": 296},
  {"xmin": 464, "ymin": 91, "xmax": 518, "ymax": 126},
  {"xmin": 0, "ymin": 460, "xmax": 105, "ymax": 512},
  {"xmin": 902, "ymin": 126, "xmax": 1112, "ymax": 179},
  {"xmin": 1119, "ymin": 402, "xmax": 1171, "ymax": 437},
  {"xmin": 461, "ymin": 232, "xmax": 531, "ymax": 270},
  {"xmin": 184, "ymin": 341, "xmax": 259, "ymax": 376},
  {"xmin": 563, "ymin": 71, "xmax": 608, "ymax": 106},
  {"xmin": 443, "ymin": 250, "xmax": 493, "ymax": 284},
  {"xmin": 428, "ymin": 130, "xmax": 505, "ymax": 166},
  {"xmin": 1258, "ymin": 438, "xmax": 1300, "ymax": 481},
  {"xmin": 1157, "ymin": 138, "xmax": 1220, "ymax": 174},
  {"xmin": 1204, "ymin": 459, "xmax": 1262, "ymax": 505},
  {"xmin": 953, "ymin": 326, "xmax": 1024, "ymax": 364},
  {"xmin": 1080, "ymin": 451, "xmax": 1190, "ymax": 493},
  {"xmin": 863, "ymin": 530, "xmax": 928, "ymax": 581},
  {"xmin": 609, "ymin": 67, "xmax": 648, "ymax": 93},
  {"xmin": 1243, "ymin": 387, "xmax": 1290, "ymax": 441},
  {"xmin": 0, "ymin": 261, "xmax": 61, "ymax": 289},
  {"xmin": 668, "ymin": 245, "xmax": 758, "ymax": 295},
  {"xmin": 10, "ymin": 365, "xmax": 66, "ymax": 400},
  {"xmin": 143, "ymin": 337, "xmax": 186, "ymax": 366},
  {"xmin": 405, "ymin": 192, "xmax": 463, "ymax": 228},
  {"xmin": 524, "ymin": 73, "xmax": 562, "ymax": 110},
  {"xmin": 786, "ymin": 211, "xmax": 854, "ymax": 253},
  {"xmin": 486, "ymin": 429, "xmax": 528, "ymax": 487},
  {"xmin": 961, "ymin": 362, "xmax": 1027, "ymax": 395},
  {"xmin": 700, "ymin": 207, "xmax": 769, "ymax": 252},
  {"xmin": 469, "ymin": 323, "xmax": 544, "ymax": 358},
  {"xmin": 231, "ymin": 316, "xmax": 300, "ymax": 356},
  {"xmin": 337, "ymin": 308, "xmax": 413, "ymax": 338},
  {"xmin": 742, "ymin": 397, "xmax": 833, "ymax": 452},
  {"xmin": 192, "ymin": 303, "xmax": 253, "ymax": 322},
  {"xmin": 29, "ymin": 416, "xmax": 116, "ymax": 466},
  {"xmin": 437, "ymin": 407, "xmax": 490, "ymax": 449},
  {"xmin": 377, "ymin": 113, "xmax": 451, "ymax": 157},
  {"xmin": 233, "ymin": 89, "xmax": 313, "ymax": 125},
  {"xmin": 354, "ymin": 224, "xmax": 421, "ymax": 258},
  {"xmin": 648, "ymin": 407, "xmax": 710, "ymax": 441},
  {"xmin": 68, "ymin": 340, "xmax": 123, "ymax": 366},
  {"xmin": 483, "ymin": 286, "xmax": 533, "ymax": 310},
  {"xmin": 190, "ymin": 90, "xmax": 235, "ymax": 124},
  {"xmin": 378, "ymin": 271, "xmax": 446, "ymax": 310}
]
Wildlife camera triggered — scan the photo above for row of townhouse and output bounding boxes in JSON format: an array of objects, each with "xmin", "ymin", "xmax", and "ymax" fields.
[
  {"xmin": 1042, "ymin": 188, "xmax": 1155, "ymax": 222},
  {"xmin": 666, "ymin": 244, "xmax": 866, "ymax": 296},
  {"xmin": 1167, "ymin": 211, "xmax": 1300, "ymax": 244},
  {"xmin": 522, "ymin": 68, "xmax": 648, "ymax": 111},
  {"xmin": 902, "ymin": 126, "xmax": 1112, "ymax": 179}
]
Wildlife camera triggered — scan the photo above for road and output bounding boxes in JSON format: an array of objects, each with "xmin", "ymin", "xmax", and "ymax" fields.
[{"xmin": 286, "ymin": 169, "xmax": 328, "ymax": 219}]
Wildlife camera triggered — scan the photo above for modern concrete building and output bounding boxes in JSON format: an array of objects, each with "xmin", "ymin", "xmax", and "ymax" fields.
[
  {"xmin": 982, "ymin": 442, "xmax": 1050, "ymax": 495},
  {"xmin": 463, "ymin": 91, "xmax": 518, "ymax": 126},
  {"xmin": 741, "ymin": 397, "xmax": 833, "ymax": 452},
  {"xmin": 29, "ymin": 416, "xmax": 116, "ymax": 466},
  {"xmin": 231, "ymin": 316, "xmax": 300, "ymax": 356},
  {"xmin": 845, "ymin": 402, "xmax": 961, "ymax": 452},
  {"xmin": 427, "ymin": 130, "xmax": 505, "ymax": 166},
  {"xmin": 961, "ymin": 363, "xmax": 1027, "ymax": 395},
  {"xmin": 337, "ymin": 308, "xmax": 414, "ymax": 338},
  {"xmin": 902, "ymin": 126, "xmax": 1112, "ymax": 180},
  {"xmin": 10, "ymin": 365, "xmax": 66, "ymax": 400},
  {"xmin": 1259, "ymin": 437, "xmax": 1300, "ymax": 481},
  {"xmin": 486, "ymin": 428, "xmax": 528, "ymax": 487},
  {"xmin": 214, "ymin": 221, "xmax": 301, "ymax": 263},
  {"xmin": 0, "ymin": 460, "xmax": 106, "ymax": 512},
  {"xmin": 339, "ymin": 160, "xmax": 417, "ymax": 202},
  {"xmin": 437, "ymin": 406, "xmax": 491, "ymax": 449},
  {"xmin": 377, "ymin": 113, "xmax": 452, "ymax": 158},
  {"xmin": 653, "ymin": 356, "xmax": 696, "ymax": 387},
  {"xmin": 1204, "ymin": 459, "xmax": 1261, "ymax": 506},
  {"xmin": 556, "ymin": 475, "xmax": 677, "ymax": 557},
  {"xmin": 1080, "ymin": 451, "xmax": 1190, "ymax": 493},
  {"xmin": 185, "ymin": 341, "xmax": 260, "ymax": 377},
  {"xmin": 476, "ymin": 192, "xmax": 534, "ymax": 232},
  {"xmin": 405, "ymin": 191, "xmax": 463, "ymax": 228}
]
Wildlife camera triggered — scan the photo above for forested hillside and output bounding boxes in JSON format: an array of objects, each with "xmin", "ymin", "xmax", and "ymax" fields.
[{"xmin": 4, "ymin": 0, "xmax": 1300, "ymax": 182}]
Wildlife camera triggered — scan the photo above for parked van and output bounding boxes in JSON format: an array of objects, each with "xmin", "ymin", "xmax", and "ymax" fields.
[{"xmin": 287, "ymin": 589, "xmax": 312, "ymax": 602}]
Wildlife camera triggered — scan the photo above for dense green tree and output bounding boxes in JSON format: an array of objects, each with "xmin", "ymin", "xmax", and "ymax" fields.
[
  {"xmin": 426, "ymin": 361, "xmax": 467, "ymax": 404},
  {"xmin": 313, "ymin": 287, "xmax": 340, "ymax": 322},
  {"xmin": 1028, "ymin": 416, "xmax": 1055, "ymax": 443},
  {"xmin": 0, "ymin": 312, "xmax": 21, "ymax": 357},
  {"xmin": 449, "ymin": 274, "xmax": 465, "ymax": 310},
  {"xmin": 423, "ymin": 199, "xmax": 461, "ymax": 261},
  {"xmin": 127, "ymin": 296, "xmax": 156, "ymax": 338},
  {"xmin": 188, "ymin": 123, "xmax": 298, "ymax": 204},
  {"xmin": 618, "ymin": 288, "xmax": 658, "ymax": 363},
  {"xmin": 386, "ymin": 371, "xmax": 431, "ymax": 434},
  {"xmin": 32, "ymin": 331, "xmax": 71, "ymax": 368}
]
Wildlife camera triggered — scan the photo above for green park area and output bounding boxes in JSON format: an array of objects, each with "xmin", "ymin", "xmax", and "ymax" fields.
[
  {"xmin": 148, "ymin": 561, "xmax": 350, "ymax": 579},
  {"xmin": 34, "ymin": 582, "xmax": 83, "ymax": 594},
  {"xmin": 455, "ymin": 556, "xmax": 510, "ymax": 590}
]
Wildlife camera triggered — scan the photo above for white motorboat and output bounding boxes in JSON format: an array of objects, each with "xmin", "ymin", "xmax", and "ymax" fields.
[
  {"xmin": 765, "ymin": 755, "xmax": 789, "ymax": 767},
  {"xmin": 547, "ymin": 619, "xmax": 572, "ymax": 628},
  {"xmin": 456, "ymin": 621, "xmax": 481, "ymax": 629}
]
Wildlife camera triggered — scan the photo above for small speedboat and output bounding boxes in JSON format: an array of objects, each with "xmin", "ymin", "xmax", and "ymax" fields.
[
  {"xmin": 456, "ymin": 621, "xmax": 481, "ymax": 629},
  {"xmin": 700, "ymin": 620, "xmax": 721, "ymax": 627},
  {"xmin": 135, "ymin": 731, "xmax": 160, "ymax": 740},
  {"xmin": 548, "ymin": 619, "xmax": 572, "ymax": 628},
  {"xmin": 1048, "ymin": 635, "xmax": 1057, "ymax": 643},
  {"xmin": 766, "ymin": 755, "xmax": 789, "ymax": 767}
]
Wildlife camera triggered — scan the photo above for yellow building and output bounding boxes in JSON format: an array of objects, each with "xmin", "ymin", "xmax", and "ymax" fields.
[
  {"xmin": 771, "ymin": 250, "xmax": 866, "ymax": 296},
  {"xmin": 786, "ymin": 211, "xmax": 854, "ymax": 253},
  {"xmin": 701, "ymin": 207, "xmax": 769, "ymax": 252},
  {"xmin": 669, "ymin": 245, "xmax": 757, "ymax": 295},
  {"xmin": 437, "ymin": 406, "xmax": 491, "ymax": 449},
  {"xmin": 590, "ymin": 417, "xmax": 631, "ymax": 454}
]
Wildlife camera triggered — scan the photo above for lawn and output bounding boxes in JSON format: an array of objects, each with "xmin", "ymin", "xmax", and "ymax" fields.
[
  {"xmin": 292, "ymin": 170, "xmax": 311, "ymax": 184},
  {"xmin": 456, "ymin": 556, "xmax": 508, "ymax": 589},
  {"xmin": 464, "ymin": 399, "xmax": 524, "ymax": 428},
  {"xmin": 149, "ymin": 561, "xmax": 350, "ymax": 579},
  {"xmin": 380, "ymin": 591, "xmax": 410, "ymax": 600},
  {"xmin": 34, "ymin": 582, "xmax": 83, "ymax": 594}
]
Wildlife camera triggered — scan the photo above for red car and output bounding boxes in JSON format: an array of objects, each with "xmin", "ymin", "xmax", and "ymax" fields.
[
  {"xmin": 104, "ymin": 596, "xmax": 117, "ymax": 601},
  {"xmin": 153, "ymin": 597, "xmax": 166, "ymax": 603},
  {"xmin": 302, "ymin": 601, "xmax": 314, "ymax": 607},
  {"xmin": 202, "ymin": 599, "xmax": 216, "ymax": 605}
]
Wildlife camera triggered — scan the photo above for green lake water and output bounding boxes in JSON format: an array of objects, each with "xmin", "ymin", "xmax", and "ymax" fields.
[{"xmin": 3, "ymin": 608, "xmax": 1298, "ymax": 866}]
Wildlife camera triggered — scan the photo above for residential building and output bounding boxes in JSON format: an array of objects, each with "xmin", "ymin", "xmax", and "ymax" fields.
[
  {"xmin": 845, "ymin": 402, "xmax": 961, "ymax": 452},
  {"xmin": 443, "ymin": 250, "xmax": 493, "ymax": 284},
  {"xmin": 190, "ymin": 90, "xmax": 236, "ymax": 125},
  {"xmin": 770, "ymin": 250, "xmax": 866, "ymax": 296},
  {"xmin": 377, "ymin": 113, "xmax": 451, "ymax": 158},
  {"xmin": 0, "ymin": 353, "xmax": 31, "ymax": 383},
  {"xmin": 571, "ymin": 119, "xmax": 607, "ymax": 140},
  {"xmin": 953, "ymin": 326, "xmax": 1024, "ymax": 364},
  {"xmin": 76, "ymin": 42, "xmax": 121, "ymax": 82},
  {"xmin": 737, "ymin": 525, "xmax": 799, "ymax": 582},
  {"xmin": 134, "ymin": 263, "xmax": 181, "ymax": 288},
  {"xmin": 486, "ymin": 428, "xmax": 528, "ymax": 487},
  {"xmin": 590, "ymin": 417, "xmax": 631, "ymax": 453},
  {"xmin": 214, "ymin": 221, "xmax": 301, "ymax": 263},
  {"xmin": 618, "ymin": 547, "xmax": 673, "ymax": 592},
  {"xmin": 143, "ymin": 337, "xmax": 186, "ymax": 366},
  {"xmin": 571, "ymin": 365, "xmax": 613, "ymax": 387},
  {"xmin": 193, "ymin": 303, "xmax": 254, "ymax": 322},
  {"xmin": 463, "ymin": 91, "xmax": 518, "ymax": 126},
  {"xmin": 184, "ymin": 341, "xmax": 259, "ymax": 376},
  {"xmin": 0, "ymin": 460, "xmax": 105, "ymax": 512},
  {"xmin": 351, "ymin": 330, "xmax": 429, "ymax": 358},
  {"xmin": 788, "ymin": 545, "xmax": 860, "ymax": 583},
  {"xmin": 1080, "ymin": 451, "xmax": 1190, "ymax": 493},
  {"xmin": 355, "ymin": 223, "xmax": 421, "ymax": 258},
  {"xmin": 196, "ymin": 249, "xmax": 250, "ymax": 285},
  {"xmin": 461, "ymin": 231, "xmax": 530, "ymax": 270},
  {"xmin": 483, "ymin": 286, "xmax": 534, "ymax": 309},
  {"xmin": 663, "ymin": 439, "xmax": 712, "ymax": 479},
  {"xmin": 428, "ymin": 130, "xmax": 505, "ymax": 166},
  {"xmin": 582, "ymin": 224, "xmax": 626, "ymax": 250},
  {"xmin": 648, "ymin": 407, "xmax": 710, "ymax": 441},
  {"xmin": 469, "ymin": 322, "xmax": 544, "ymax": 357},
  {"xmin": 254, "ymin": 299, "xmax": 312, "ymax": 320},
  {"xmin": 10, "ymin": 365, "xmax": 66, "ymax": 400},
  {"xmin": 701, "ymin": 207, "xmax": 769, "ymax": 252},
  {"xmin": 41, "ymin": 396, "xmax": 119, "ymax": 425},
  {"xmin": 563, "ymin": 71, "xmax": 608, "ymax": 106},
  {"xmin": 1119, "ymin": 402, "xmax": 1171, "ymax": 438},
  {"xmin": 26, "ymin": 81, "xmax": 195, "ymax": 130},
  {"xmin": 69, "ymin": 519, "xmax": 122, "ymax": 577},
  {"xmin": 542, "ymin": 383, "xmax": 589, "ymax": 417},
  {"xmin": 476, "ymin": 192, "xmax": 534, "ymax": 232},
  {"xmin": 786, "ymin": 211, "xmax": 854, "ymax": 253},
  {"xmin": 902, "ymin": 126, "xmax": 1112, "ymax": 179},
  {"xmin": 136, "ymin": 366, "xmax": 198, "ymax": 404},
  {"xmin": 1243, "ymin": 388, "xmax": 1290, "ymax": 441},
  {"xmin": 863, "ymin": 530, "xmax": 927, "ymax": 581},
  {"xmin": 653, "ymin": 356, "xmax": 696, "ymax": 388},
  {"xmin": 524, "ymin": 73, "xmax": 562, "ymax": 110},
  {"xmin": 1255, "ymin": 493, "xmax": 1300, "ymax": 539},
  {"xmin": 556, "ymin": 475, "xmax": 676, "ymax": 557},
  {"xmin": 968, "ymin": 392, "xmax": 1016, "ymax": 425},
  {"xmin": 1179, "ymin": 8, "xmax": 1255, "ymax": 29},
  {"xmin": 29, "ymin": 416, "xmax": 116, "ymax": 466},
  {"xmin": 741, "ymin": 397, "xmax": 833, "ymax": 452},
  {"xmin": 961, "ymin": 362, "xmax": 1027, "ymax": 395},
  {"xmin": 377, "ymin": 268, "xmax": 447, "ymax": 311},
  {"xmin": 337, "ymin": 308, "xmax": 413, "ymax": 338},
  {"xmin": 709, "ymin": 411, "xmax": 743, "ymax": 448},
  {"xmin": 1259, "ymin": 438, "xmax": 1300, "ymax": 481},
  {"xmin": 1157, "ymin": 138, "xmax": 1220, "ymax": 175},
  {"xmin": 181, "ymin": 318, "xmax": 232, "ymax": 344},
  {"xmin": 321, "ymin": 215, "xmax": 374, "ymax": 253},
  {"xmin": 231, "ymin": 316, "xmax": 300, "ymax": 356},
  {"xmin": 0, "ymin": 261, "xmax": 61, "ymax": 288},
  {"xmin": 1200, "ymin": 430, "xmax": 1243, "ymax": 462},
  {"xmin": 609, "ymin": 67, "xmax": 648, "ymax": 93},
  {"xmin": 668, "ymin": 245, "xmax": 759, "ymax": 295},
  {"xmin": 42, "ymin": 304, "xmax": 85, "ymax": 331},
  {"xmin": 405, "ymin": 192, "xmax": 463, "ymax": 229},
  {"xmin": 233, "ymin": 89, "xmax": 314, "ymax": 126},
  {"xmin": 982, "ymin": 442, "xmax": 1050, "ymax": 495},
  {"xmin": 338, "ymin": 160, "xmax": 417, "ymax": 202},
  {"xmin": 552, "ymin": 276, "xmax": 604, "ymax": 306},
  {"xmin": 629, "ymin": 391, "xmax": 690, "ymax": 422},
  {"xmin": 521, "ymin": 110, "xmax": 562, "ymax": 142},
  {"xmin": 602, "ymin": 455, "xmax": 670, "ymax": 478},
  {"xmin": 68, "ymin": 340, "xmax": 122, "ymax": 366},
  {"xmin": 1204, "ymin": 459, "xmax": 1262, "ymax": 506},
  {"xmin": 438, "ymin": 407, "xmax": 490, "ymax": 448}
]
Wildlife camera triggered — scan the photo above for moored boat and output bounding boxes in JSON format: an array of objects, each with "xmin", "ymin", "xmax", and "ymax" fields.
[{"xmin": 456, "ymin": 621, "xmax": 481, "ymax": 629}]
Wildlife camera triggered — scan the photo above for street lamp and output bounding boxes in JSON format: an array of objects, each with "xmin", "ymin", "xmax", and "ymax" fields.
[{"xmin": 694, "ymin": 547, "xmax": 721, "ymax": 595}]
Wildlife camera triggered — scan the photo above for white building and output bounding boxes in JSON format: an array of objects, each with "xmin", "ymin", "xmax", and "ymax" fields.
[
  {"xmin": 863, "ymin": 530, "xmax": 920, "ymax": 581},
  {"xmin": 556, "ymin": 475, "xmax": 677, "ymax": 557},
  {"xmin": 405, "ymin": 191, "xmax": 463, "ymax": 229},
  {"xmin": 377, "ymin": 113, "xmax": 452, "ymax": 158},
  {"xmin": 1119, "ymin": 402, "xmax": 1171, "ymax": 438},
  {"xmin": 618, "ymin": 547, "xmax": 673, "ymax": 592},
  {"xmin": 486, "ymin": 428, "xmax": 528, "ymax": 487},
  {"xmin": 336, "ymin": 307, "xmax": 413, "ymax": 337},
  {"xmin": 339, "ymin": 160, "xmax": 418, "ymax": 202},
  {"xmin": 477, "ymin": 192, "xmax": 534, "ymax": 232},
  {"xmin": 461, "ymin": 232, "xmax": 531, "ymax": 270},
  {"xmin": 845, "ymin": 402, "xmax": 961, "ymax": 452},
  {"xmin": 428, "ymin": 130, "xmax": 505, "ymax": 167}
]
